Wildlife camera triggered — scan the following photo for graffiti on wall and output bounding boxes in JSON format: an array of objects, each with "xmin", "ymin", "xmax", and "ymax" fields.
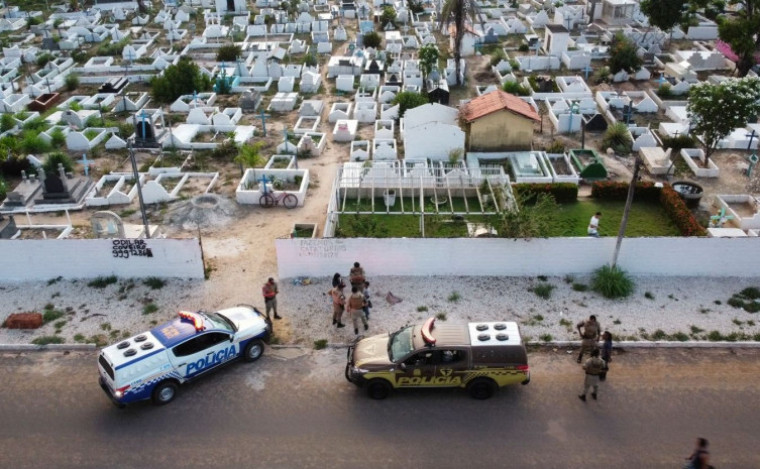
[
  {"xmin": 297, "ymin": 239, "xmax": 347, "ymax": 258},
  {"xmin": 112, "ymin": 240, "xmax": 153, "ymax": 259}
]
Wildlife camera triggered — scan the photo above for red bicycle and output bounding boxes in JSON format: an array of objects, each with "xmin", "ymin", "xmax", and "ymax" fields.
[{"xmin": 259, "ymin": 190, "xmax": 298, "ymax": 209}]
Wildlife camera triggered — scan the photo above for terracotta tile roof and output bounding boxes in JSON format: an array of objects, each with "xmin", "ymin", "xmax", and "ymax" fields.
[{"xmin": 461, "ymin": 90, "xmax": 540, "ymax": 122}]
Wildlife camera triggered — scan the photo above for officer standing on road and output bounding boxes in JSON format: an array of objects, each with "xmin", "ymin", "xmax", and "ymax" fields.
[
  {"xmin": 262, "ymin": 277, "xmax": 282, "ymax": 320},
  {"xmin": 578, "ymin": 349, "xmax": 606, "ymax": 402},
  {"xmin": 347, "ymin": 286, "xmax": 369, "ymax": 335},
  {"xmin": 576, "ymin": 315, "xmax": 601, "ymax": 363},
  {"xmin": 330, "ymin": 282, "xmax": 346, "ymax": 328}
]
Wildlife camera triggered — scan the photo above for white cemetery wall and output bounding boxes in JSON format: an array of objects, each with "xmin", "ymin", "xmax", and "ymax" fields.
[
  {"xmin": 275, "ymin": 237, "xmax": 760, "ymax": 278},
  {"xmin": 0, "ymin": 238, "xmax": 204, "ymax": 281}
]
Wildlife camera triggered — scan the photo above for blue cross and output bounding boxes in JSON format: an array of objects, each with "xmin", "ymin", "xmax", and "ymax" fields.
[
  {"xmin": 259, "ymin": 173, "xmax": 270, "ymax": 194},
  {"xmin": 658, "ymin": 73, "xmax": 665, "ymax": 88},
  {"xmin": 710, "ymin": 207, "xmax": 734, "ymax": 228},
  {"xmin": 77, "ymin": 153, "xmax": 94, "ymax": 177},
  {"xmin": 584, "ymin": 63, "xmax": 591, "ymax": 80},
  {"xmin": 259, "ymin": 109, "xmax": 272, "ymax": 136},
  {"xmin": 193, "ymin": 89, "xmax": 198, "ymax": 107}
]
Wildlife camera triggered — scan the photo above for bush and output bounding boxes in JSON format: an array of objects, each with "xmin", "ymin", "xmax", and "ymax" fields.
[
  {"xmin": 37, "ymin": 53, "xmax": 54, "ymax": 68},
  {"xmin": 546, "ymin": 140, "xmax": 565, "ymax": 154},
  {"xmin": 380, "ymin": 6, "xmax": 396, "ymax": 27},
  {"xmin": 518, "ymin": 44, "xmax": 529, "ymax": 52},
  {"xmin": 502, "ymin": 80, "xmax": 531, "ymax": 96},
  {"xmin": 660, "ymin": 134, "xmax": 696, "ymax": 154},
  {"xmin": 608, "ymin": 32, "xmax": 642, "ymax": 74},
  {"xmin": 43, "ymin": 152, "xmax": 75, "ymax": 175},
  {"xmin": 601, "ymin": 122, "xmax": 633, "ymax": 154},
  {"xmin": 313, "ymin": 339, "xmax": 328, "ymax": 350},
  {"xmin": 592, "ymin": 265, "xmax": 634, "ymax": 299},
  {"xmin": 656, "ymin": 83, "xmax": 673, "ymax": 98},
  {"xmin": 142, "ymin": 303, "xmax": 159, "ymax": 315},
  {"xmin": 0, "ymin": 113, "xmax": 15, "ymax": 132},
  {"xmin": 591, "ymin": 181, "xmax": 661, "ymax": 203},
  {"xmin": 532, "ymin": 283, "xmax": 555, "ymax": 299},
  {"xmin": 61, "ymin": 72, "xmax": 78, "ymax": 91},
  {"xmin": 513, "ymin": 183, "xmax": 578, "ymax": 203},
  {"xmin": 21, "ymin": 133, "xmax": 52, "ymax": 154},
  {"xmin": 659, "ymin": 184, "xmax": 707, "ymax": 236},
  {"xmin": 150, "ymin": 57, "xmax": 212, "ymax": 104},
  {"xmin": 143, "ymin": 277, "xmax": 167, "ymax": 289},
  {"xmin": 392, "ymin": 91, "xmax": 428, "ymax": 118},
  {"xmin": 42, "ymin": 308, "xmax": 65, "ymax": 324},
  {"xmin": 0, "ymin": 175, "xmax": 6, "ymax": 201},
  {"xmin": 572, "ymin": 283, "xmax": 588, "ymax": 292},
  {"xmin": 49, "ymin": 128, "xmax": 66, "ymax": 147},
  {"xmin": 88, "ymin": 275, "xmax": 118, "ymax": 289},
  {"xmin": 216, "ymin": 43, "xmax": 242, "ymax": 61},
  {"xmin": 362, "ymin": 31, "xmax": 381, "ymax": 49},
  {"xmin": 32, "ymin": 336, "xmax": 65, "ymax": 345}
]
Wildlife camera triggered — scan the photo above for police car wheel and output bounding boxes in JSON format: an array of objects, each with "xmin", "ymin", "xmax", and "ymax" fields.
[
  {"xmin": 366, "ymin": 379, "xmax": 391, "ymax": 400},
  {"xmin": 467, "ymin": 378, "xmax": 496, "ymax": 400},
  {"xmin": 243, "ymin": 339, "xmax": 265, "ymax": 362},
  {"xmin": 152, "ymin": 381, "xmax": 178, "ymax": 405}
]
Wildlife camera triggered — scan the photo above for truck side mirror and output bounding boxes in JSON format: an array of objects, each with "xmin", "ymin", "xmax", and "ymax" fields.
[{"xmin": 400, "ymin": 363, "xmax": 406, "ymax": 370}]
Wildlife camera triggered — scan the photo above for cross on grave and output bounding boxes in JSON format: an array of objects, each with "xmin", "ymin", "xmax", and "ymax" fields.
[
  {"xmin": 584, "ymin": 63, "xmax": 592, "ymax": 80},
  {"xmin": 658, "ymin": 72, "xmax": 666, "ymax": 88},
  {"xmin": 258, "ymin": 109, "xmax": 272, "ymax": 136},
  {"xmin": 124, "ymin": 48, "xmax": 135, "ymax": 78},
  {"xmin": 710, "ymin": 207, "xmax": 734, "ymax": 228},
  {"xmin": 193, "ymin": 89, "xmax": 199, "ymax": 108},
  {"xmin": 748, "ymin": 152, "xmax": 758, "ymax": 178},
  {"xmin": 746, "ymin": 129, "xmax": 757, "ymax": 151},
  {"xmin": 77, "ymin": 153, "xmax": 94, "ymax": 177},
  {"xmin": 568, "ymin": 102, "xmax": 580, "ymax": 133},
  {"xmin": 622, "ymin": 104, "xmax": 634, "ymax": 125},
  {"xmin": 259, "ymin": 173, "xmax": 271, "ymax": 194}
]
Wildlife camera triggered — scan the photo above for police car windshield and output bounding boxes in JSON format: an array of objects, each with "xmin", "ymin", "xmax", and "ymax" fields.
[
  {"xmin": 207, "ymin": 312, "xmax": 237, "ymax": 332},
  {"xmin": 389, "ymin": 326, "xmax": 414, "ymax": 362}
]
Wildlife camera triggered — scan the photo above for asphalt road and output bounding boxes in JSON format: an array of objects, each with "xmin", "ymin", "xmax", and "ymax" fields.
[{"xmin": 0, "ymin": 347, "xmax": 758, "ymax": 469}]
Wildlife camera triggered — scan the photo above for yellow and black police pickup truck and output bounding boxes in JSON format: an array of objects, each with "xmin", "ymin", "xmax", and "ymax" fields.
[{"xmin": 345, "ymin": 317, "xmax": 530, "ymax": 399}]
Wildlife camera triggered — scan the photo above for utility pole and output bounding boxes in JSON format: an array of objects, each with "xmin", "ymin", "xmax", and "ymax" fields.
[
  {"xmin": 611, "ymin": 157, "xmax": 641, "ymax": 268},
  {"xmin": 128, "ymin": 139, "xmax": 151, "ymax": 239}
]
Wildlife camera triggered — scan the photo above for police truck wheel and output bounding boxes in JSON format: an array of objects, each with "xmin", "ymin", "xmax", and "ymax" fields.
[
  {"xmin": 367, "ymin": 379, "xmax": 391, "ymax": 400},
  {"xmin": 467, "ymin": 378, "xmax": 496, "ymax": 400},
  {"xmin": 152, "ymin": 381, "xmax": 178, "ymax": 405},
  {"xmin": 243, "ymin": 339, "xmax": 265, "ymax": 362}
]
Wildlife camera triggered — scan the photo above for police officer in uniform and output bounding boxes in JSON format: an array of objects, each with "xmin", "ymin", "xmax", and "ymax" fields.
[
  {"xmin": 579, "ymin": 349, "xmax": 606, "ymax": 402},
  {"xmin": 262, "ymin": 277, "xmax": 281, "ymax": 320},
  {"xmin": 329, "ymin": 282, "xmax": 346, "ymax": 328},
  {"xmin": 347, "ymin": 285, "xmax": 368, "ymax": 335},
  {"xmin": 576, "ymin": 314, "xmax": 600, "ymax": 363},
  {"xmin": 349, "ymin": 262, "xmax": 366, "ymax": 292}
]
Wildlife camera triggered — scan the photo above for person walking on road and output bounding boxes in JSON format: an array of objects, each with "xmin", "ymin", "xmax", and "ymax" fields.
[
  {"xmin": 588, "ymin": 212, "xmax": 602, "ymax": 237},
  {"xmin": 349, "ymin": 262, "xmax": 366, "ymax": 292},
  {"xmin": 347, "ymin": 285, "xmax": 368, "ymax": 335},
  {"xmin": 576, "ymin": 315, "xmax": 601, "ymax": 363},
  {"xmin": 599, "ymin": 331, "xmax": 613, "ymax": 381},
  {"xmin": 262, "ymin": 277, "xmax": 281, "ymax": 320},
  {"xmin": 578, "ymin": 349, "xmax": 606, "ymax": 402},
  {"xmin": 684, "ymin": 437, "xmax": 710, "ymax": 469},
  {"xmin": 329, "ymin": 282, "xmax": 346, "ymax": 328}
]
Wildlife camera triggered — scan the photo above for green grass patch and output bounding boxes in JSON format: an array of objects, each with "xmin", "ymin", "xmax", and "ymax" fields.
[
  {"xmin": 142, "ymin": 303, "xmax": 159, "ymax": 315},
  {"xmin": 531, "ymin": 283, "xmax": 555, "ymax": 299},
  {"xmin": 572, "ymin": 283, "xmax": 588, "ymax": 292},
  {"xmin": 644, "ymin": 291, "xmax": 655, "ymax": 300},
  {"xmin": 143, "ymin": 277, "xmax": 167, "ymax": 289},
  {"xmin": 32, "ymin": 336, "xmax": 64, "ymax": 345},
  {"xmin": 313, "ymin": 339, "xmax": 328, "ymax": 350},
  {"xmin": 728, "ymin": 287, "xmax": 760, "ymax": 313},
  {"xmin": 592, "ymin": 265, "xmax": 634, "ymax": 299},
  {"xmin": 447, "ymin": 291, "xmax": 461, "ymax": 302},
  {"xmin": 88, "ymin": 275, "xmax": 118, "ymax": 289},
  {"xmin": 53, "ymin": 320, "xmax": 67, "ymax": 329},
  {"xmin": 416, "ymin": 305, "xmax": 428, "ymax": 312},
  {"xmin": 42, "ymin": 309, "xmax": 65, "ymax": 324},
  {"xmin": 436, "ymin": 312, "xmax": 448, "ymax": 321},
  {"xmin": 73, "ymin": 333, "xmax": 86, "ymax": 343},
  {"xmin": 539, "ymin": 333, "xmax": 553, "ymax": 342}
]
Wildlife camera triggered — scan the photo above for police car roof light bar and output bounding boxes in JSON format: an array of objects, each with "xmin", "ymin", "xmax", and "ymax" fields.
[
  {"xmin": 179, "ymin": 310, "xmax": 205, "ymax": 331},
  {"xmin": 421, "ymin": 317, "xmax": 436, "ymax": 346}
]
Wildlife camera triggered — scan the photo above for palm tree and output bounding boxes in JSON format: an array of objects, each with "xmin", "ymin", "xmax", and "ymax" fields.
[{"xmin": 438, "ymin": 0, "xmax": 483, "ymax": 86}]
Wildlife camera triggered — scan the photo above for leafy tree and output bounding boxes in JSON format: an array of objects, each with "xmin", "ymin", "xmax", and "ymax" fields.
[
  {"xmin": 608, "ymin": 33, "xmax": 642, "ymax": 74},
  {"xmin": 502, "ymin": 80, "xmax": 530, "ymax": 96},
  {"xmin": 362, "ymin": 31, "xmax": 381, "ymax": 49},
  {"xmin": 602, "ymin": 122, "xmax": 633, "ymax": 154},
  {"xmin": 381, "ymin": 6, "xmax": 397, "ymax": 27},
  {"xmin": 150, "ymin": 57, "xmax": 212, "ymax": 104},
  {"xmin": 234, "ymin": 142, "xmax": 265, "ymax": 169},
  {"xmin": 407, "ymin": 0, "xmax": 424, "ymax": 14},
  {"xmin": 392, "ymin": 91, "xmax": 428, "ymax": 117},
  {"xmin": 216, "ymin": 44, "xmax": 242, "ymax": 62},
  {"xmin": 43, "ymin": 152, "xmax": 74, "ymax": 174},
  {"xmin": 687, "ymin": 77, "xmax": 760, "ymax": 167},
  {"xmin": 439, "ymin": 0, "xmax": 484, "ymax": 86},
  {"xmin": 494, "ymin": 191, "xmax": 558, "ymax": 238},
  {"xmin": 418, "ymin": 44, "xmax": 439, "ymax": 88},
  {"xmin": 640, "ymin": 0, "xmax": 686, "ymax": 36}
]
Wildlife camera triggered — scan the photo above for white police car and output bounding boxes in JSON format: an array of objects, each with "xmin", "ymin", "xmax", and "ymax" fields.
[{"xmin": 98, "ymin": 306, "xmax": 271, "ymax": 407}]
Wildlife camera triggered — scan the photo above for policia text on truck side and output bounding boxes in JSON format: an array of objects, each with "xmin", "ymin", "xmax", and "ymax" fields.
[{"xmin": 345, "ymin": 317, "xmax": 530, "ymax": 399}]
